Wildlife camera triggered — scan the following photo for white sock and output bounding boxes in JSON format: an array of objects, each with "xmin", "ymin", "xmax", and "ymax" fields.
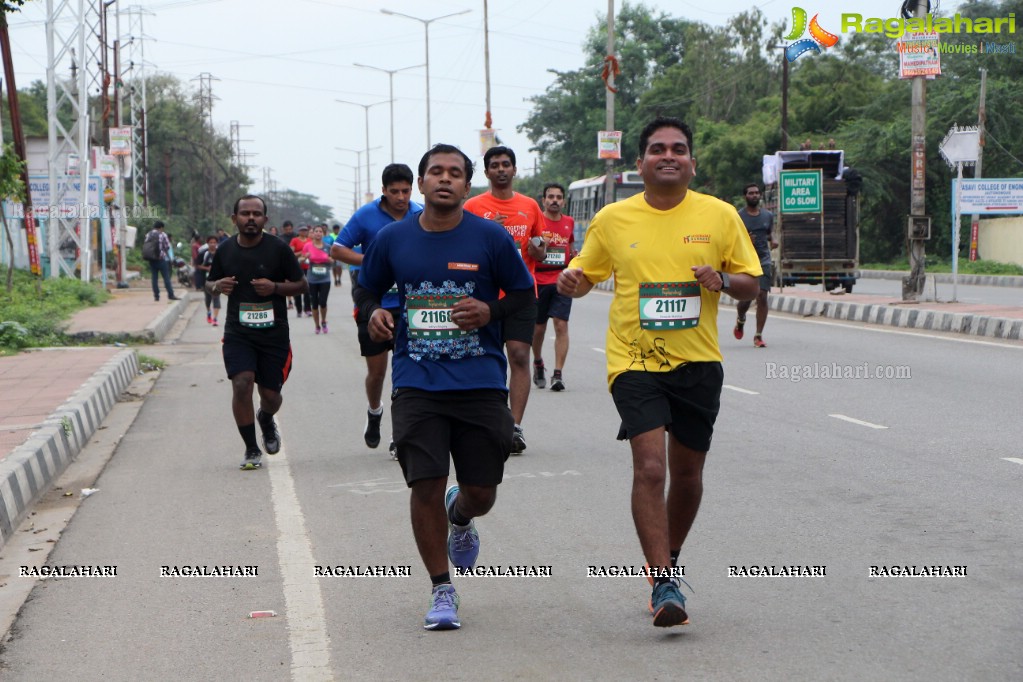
[{"xmin": 368, "ymin": 405, "xmax": 383, "ymax": 416}]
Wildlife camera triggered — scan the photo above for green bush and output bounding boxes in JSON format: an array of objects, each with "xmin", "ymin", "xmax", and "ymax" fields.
[
  {"xmin": 861, "ymin": 258, "xmax": 1023, "ymax": 276},
  {"xmin": 0, "ymin": 270, "xmax": 109, "ymax": 354}
]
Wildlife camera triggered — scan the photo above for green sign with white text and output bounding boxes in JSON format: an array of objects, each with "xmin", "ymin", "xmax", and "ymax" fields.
[{"xmin": 780, "ymin": 170, "xmax": 822, "ymax": 214}]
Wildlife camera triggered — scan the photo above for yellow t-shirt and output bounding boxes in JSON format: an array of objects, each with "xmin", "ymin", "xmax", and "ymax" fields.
[{"xmin": 569, "ymin": 191, "xmax": 762, "ymax": 389}]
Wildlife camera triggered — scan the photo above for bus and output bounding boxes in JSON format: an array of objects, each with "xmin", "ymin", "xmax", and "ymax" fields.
[{"xmin": 566, "ymin": 171, "xmax": 644, "ymax": 246}]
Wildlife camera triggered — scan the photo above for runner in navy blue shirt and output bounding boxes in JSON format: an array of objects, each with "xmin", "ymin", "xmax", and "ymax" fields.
[{"xmin": 357, "ymin": 145, "xmax": 533, "ymax": 631}]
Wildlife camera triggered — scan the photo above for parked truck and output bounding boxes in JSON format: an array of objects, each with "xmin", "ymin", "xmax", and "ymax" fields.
[{"xmin": 762, "ymin": 150, "xmax": 861, "ymax": 292}]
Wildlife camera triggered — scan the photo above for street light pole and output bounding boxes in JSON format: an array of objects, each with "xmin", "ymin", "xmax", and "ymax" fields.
[
  {"xmin": 336, "ymin": 99, "xmax": 387, "ymax": 201},
  {"xmin": 380, "ymin": 8, "xmax": 471, "ymax": 147},
  {"xmin": 354, "ymin": 62, "xmax": 424, "ymax": 163}
]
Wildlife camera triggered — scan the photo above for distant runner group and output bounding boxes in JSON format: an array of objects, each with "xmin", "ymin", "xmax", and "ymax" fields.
[{"xmin": 200, "ymin": 116, "xmax": 764, "ymax": 632}]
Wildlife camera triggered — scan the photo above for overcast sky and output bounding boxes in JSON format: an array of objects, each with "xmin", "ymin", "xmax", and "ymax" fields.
[{"xmin": 6, "ymin": 0, "xmax": 965, "ymax": 221}]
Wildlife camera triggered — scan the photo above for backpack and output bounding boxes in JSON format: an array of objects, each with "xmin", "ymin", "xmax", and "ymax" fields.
[{"xmin": 142, "ymin": 231, "xmax": 160, "ymax": 261}]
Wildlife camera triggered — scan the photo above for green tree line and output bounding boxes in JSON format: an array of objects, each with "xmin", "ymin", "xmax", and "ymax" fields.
[{"xmin": 519, "ymin": 0, "xmax": 1023, "ymax": 263}]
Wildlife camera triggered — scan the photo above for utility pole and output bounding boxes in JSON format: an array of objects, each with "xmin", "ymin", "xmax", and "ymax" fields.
[
  {"xmin": 483, "ymin": 0, "xmax": 492, "ymax": 135},
  {"xmin": 602, "ymin": 0, "xmax": 616, "ymax": 205},
  {"xmin": 903, "ymin": 0, "xmax": 928, "ymax": 301},
  {"xmin": 193, "ymin": 72, "xmax": 218, "ymax": 219},
  {"xmin": 124, "ymin": 4, "xmax": 152, "ymax": 209},
  {"xmin": 969, "ymin": 68, "xmax": 987, "ymax": 262},
  {"xmin": 1, "ymin": 12, "xmax": 42, "ymax": 279},
  {"xmin": 47, "ymin": 0, "xmax": 93, "ymax": 280}
]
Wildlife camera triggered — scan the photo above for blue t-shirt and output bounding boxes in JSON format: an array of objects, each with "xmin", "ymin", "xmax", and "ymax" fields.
[
  {"xmin": 339, "ymin": 198, "xmax": 423, "ymax": 308},
  {"xmin": 359, "ymin": 211, "xmax": 534, "ymax": 392}
]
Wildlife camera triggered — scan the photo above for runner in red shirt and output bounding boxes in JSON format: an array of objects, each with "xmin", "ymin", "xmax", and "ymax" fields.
[
  {"xmin": 464, "ymin": 146, "xmax": 546, "ymax": 454},
  {"xmin": 289, "ymin": 225, "xmax": 312, "ymax": 316},
  {"xmin": 531, "ymin": 183, "xmax": 575, "ymax": 392}
]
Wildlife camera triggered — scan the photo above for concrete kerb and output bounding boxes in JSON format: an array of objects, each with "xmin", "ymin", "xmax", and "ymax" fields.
[
  {"xmin": 721, "ymin": 292, "xmax": 1023, "ymax": 340},
  {"xmin": 145, "ymin": 295, "xmax": 190, "ymax": 341},
  {"xmin": 594, "ymin": 276, "xmax": 1020, "ymax": 340},
  {"xmin": 0, "ymin": 349, "xmax": 139, "ymax": 551},
  {"xmin": 859, "ymin": 270, "xmax": 1023, "ymax": 288}
]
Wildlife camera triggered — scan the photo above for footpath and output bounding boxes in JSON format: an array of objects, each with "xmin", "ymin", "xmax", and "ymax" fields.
[{"xmin": 2, "ymin": 272, "xmax": 1022, "ymax": 549}]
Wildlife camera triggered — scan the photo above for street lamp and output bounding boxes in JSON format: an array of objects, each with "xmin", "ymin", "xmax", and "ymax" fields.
[
  {"xmin": 380, "ymin": 8, "xmax": 471, "ymax": 147},
  {"xmin": 336, "ymin": 145, "xmax": 382, "ymax": 202},
  {"xmin": 336, "ymin": 100, "xmax": 388, "ymax": 199},
  {"xmin": 354, "ymin": 62, "xmax": 425, "ymax": 163}
]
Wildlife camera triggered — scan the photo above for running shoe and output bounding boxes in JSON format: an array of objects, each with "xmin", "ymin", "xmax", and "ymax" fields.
[
  {"xmin": 424, "ymin": 584, "xmax": 460, "ymax": 630},
  {"xmin": 550, "ymin": 372, "xmax": 565, "ymax": 392},
  {"xmin": 315, "ymin": 327, "xmax": 321, "ymax": 334},
  {"xmin": 445, "ymin": 485, "xmax": 480, "ymax": 571},
  {"xmin": 257, "ymin": 409, "xmax": 281, "ymax": 455},
  {"xmin": 240, "ymin": 447, "xmax": 262, "ymax": 470},
  {"xmin": 388, "ymin": 440, "xmax": 398, "ymax": 461},
  {"xmin": 212, "ymin": 319, "xmax": 218, "ymax": 327},
  {"xmin": 733, "ymin": 317, "xmax": 745, "ymax": 340},
  {"xmin": 650, "ymin": 581, "xmax": 689, "ymax": 628},
  {"xmin": 644, "ymin": 563, "xmax": 690, "ymax": 620},
  {"xmin": 322, "ymin": 323, "xmax": 329, "ymax": 334},
  {"xmin": 532, "ymin": 360, "xmax": 546, "ymax": 389},
  {"xmin": 511, "ymin": 424, "xmax": 526, "ymax": 455},
  {"xmin": 364, "ymin": 410, "xmax": 382, "ymax": 449},
  {"xmin": 754, "ymin": 336, "xmax": 767, "ymax": 348},
  {"xmin": 206, "ymin": 311, "xmax": 212, "ymax": 324}
]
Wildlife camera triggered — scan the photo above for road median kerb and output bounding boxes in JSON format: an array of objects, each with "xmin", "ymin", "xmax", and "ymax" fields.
[
  {"xmin": 593, "ymin": 276, "xmax": 1020, "ymax": 340},
  {"xmin": 0, "ymin": 349, "xmax": 139, "ymax": 551}
]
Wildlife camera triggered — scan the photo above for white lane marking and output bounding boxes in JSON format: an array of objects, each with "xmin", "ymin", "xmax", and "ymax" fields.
[
  {"xmin": 592, "ymin": 347, "xmax": 606, "ymax": 354},
  {"xmin": 1002, "ymin": 458, "xmax": 1023, "ymax": 465},
  {"xmin": 266, "ymin": 424, "xmax": 335, "ymax": 681},
  {"xmin": 771, "ymin": 314, "xmax": 1023, "ymax": 350},
  {"xmin": 723, "ymin": 384, "xmax": 759, "ymax": 395},
  {"xmin": 829, "ymin": 414, "xmax": 888, "ymax": 430}
]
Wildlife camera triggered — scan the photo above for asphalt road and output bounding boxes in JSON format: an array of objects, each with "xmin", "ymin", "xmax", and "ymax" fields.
[{"xmin": 1, "ymin": 291, "xmax": 1021, "ymax": 681}]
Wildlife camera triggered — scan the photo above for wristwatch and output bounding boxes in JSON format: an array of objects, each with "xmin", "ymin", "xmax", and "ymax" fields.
[{"xmin": 717, "ymin": 271, "xmax": 730, "ymax": 291}]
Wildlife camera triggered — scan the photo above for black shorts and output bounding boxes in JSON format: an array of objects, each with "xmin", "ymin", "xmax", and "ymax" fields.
[
  {"xmin": 391, "ymin": 388, "xmax": 513, "ymax": 487},
  {"xmin": 535, "ymin": 282, "xmax": 572, "ymax": 323},
  {"xmin": 502, "ymin": 298, "xmax": 538, "ymax": 344},
  {"xmin": 357, "ymin": 307, "xmax": 399, "ymax": 357},
  {"xmin": 309, "ymin": 281, "xmax": 331, "ymax": 309},
  {"xmin": 610, "ymin": 362, "xmax": 723, "ymax": 452},
  {"xmin": 222, "ymin": 332, "xmax": 293, "ymax": 393}
]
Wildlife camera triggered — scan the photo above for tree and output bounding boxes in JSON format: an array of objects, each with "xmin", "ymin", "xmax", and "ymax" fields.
[{"xmin": 0, "ymin": 143, "xmax": 26, "ymax": 291}]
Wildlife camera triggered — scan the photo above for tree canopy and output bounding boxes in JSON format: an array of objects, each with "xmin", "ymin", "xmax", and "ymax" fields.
[{"xmin": 518, "ymin": 0, "xmax": 1023, "ymax": 263}]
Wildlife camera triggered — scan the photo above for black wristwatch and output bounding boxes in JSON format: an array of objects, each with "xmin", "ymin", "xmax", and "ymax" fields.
[{"xmin": 717, "ymin": 271, "xmax": 730, "ymax": 291}]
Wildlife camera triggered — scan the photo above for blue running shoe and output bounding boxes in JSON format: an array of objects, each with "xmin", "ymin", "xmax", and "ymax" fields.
[
  {"xmin": 445, "ymin": 485, "xmax": 480, "ymax": 571},
  {"xmin": 424, "ymin": 584, "xmax": 460, "ymax": 630},
  {"xmin": 651, "ymin": 581, "xmax": 689, "ymax": 627}
]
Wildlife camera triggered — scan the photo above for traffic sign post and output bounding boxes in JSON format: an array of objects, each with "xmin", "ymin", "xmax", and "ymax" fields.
[{"xmin": 780, "ymin": 169, "xmax": 825, "ymax": 291}]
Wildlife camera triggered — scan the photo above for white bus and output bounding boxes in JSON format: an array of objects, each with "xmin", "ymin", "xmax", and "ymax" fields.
[{"xmin": 566, "ymin": 171, "xmax": 644, "ymax": 246}]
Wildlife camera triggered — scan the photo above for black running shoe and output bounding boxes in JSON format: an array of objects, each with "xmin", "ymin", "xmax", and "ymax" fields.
[
  {"xmin": 388, "ymin": 440, "xmax": 398, "ymax": 461},
  {"xmin": 511, "ymin": 425, "xmax": 526, "ymax": 455},
  {"xmin": 532, "ymin": 360, "xmax": 546, "ymax": 389},
  {"xmin": 364, "ymin": 410, "xmax": 382, "ymax": 449},
  {"xmin": 257, "ymin": 409, "xmax": 281, "ymax": 455},
  {"xmin": 240, "ymin": 447, "xmax": 262, "ymax": 470},
  {"xmin": 550, "ymin": 372, "xmax": 565, "ymax": 392}
]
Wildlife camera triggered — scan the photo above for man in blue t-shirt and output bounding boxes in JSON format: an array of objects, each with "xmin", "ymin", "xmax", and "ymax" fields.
[
  {"xmin": 357, "ymin": 144, "xmax": 533, "ymax": 632},
  {"xmin": 332, "ymin": 163, "xmax": 423, "ymax": 457}
]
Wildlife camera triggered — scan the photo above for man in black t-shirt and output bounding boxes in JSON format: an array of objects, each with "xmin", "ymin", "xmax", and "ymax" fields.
[
  {"xmin": 207, "ymin": 195, "xmax": 308, "ymax": 470},
  {"xmin": 734, "ymin": 183, "xmax": 776, "ymax": 348}
]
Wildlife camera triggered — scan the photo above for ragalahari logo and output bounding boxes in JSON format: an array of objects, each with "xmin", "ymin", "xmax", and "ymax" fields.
[{"xmin": 784, "ymin": 7, "xmax": 840, "ymax": 61}]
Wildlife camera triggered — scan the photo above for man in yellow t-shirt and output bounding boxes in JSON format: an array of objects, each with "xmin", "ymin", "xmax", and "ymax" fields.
[{"xmin": 558, "ymin": 116, "xmax": 761, "ymax": 629}]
